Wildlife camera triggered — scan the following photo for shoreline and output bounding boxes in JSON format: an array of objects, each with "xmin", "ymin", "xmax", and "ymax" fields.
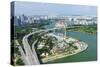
[
  {"xmin": 41, "ymin": 35, "xmax": 88, "ymax": 63},
  {"xmin": 67, "ymin": 30, "xmax": 97, "ymax": 36}
]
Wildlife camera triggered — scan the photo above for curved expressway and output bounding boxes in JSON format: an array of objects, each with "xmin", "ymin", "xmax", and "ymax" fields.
[
  {"xmin": 19, "ymin": 28, "xmax": 57, "ymax": 65},
  {"xmin": 15, "ymin": 27, "xmax": 88, "ymax": 65}
]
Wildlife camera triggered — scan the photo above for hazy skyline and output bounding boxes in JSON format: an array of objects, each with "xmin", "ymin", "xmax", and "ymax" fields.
[{"xmin": 14, "ymin": 1, "xmax": 97, "ymax": 16}]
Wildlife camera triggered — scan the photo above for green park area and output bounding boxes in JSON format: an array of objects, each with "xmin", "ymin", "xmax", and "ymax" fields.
[{"xmin": 66, "ymin": 24, "xmax": 97, "ymax": 35}]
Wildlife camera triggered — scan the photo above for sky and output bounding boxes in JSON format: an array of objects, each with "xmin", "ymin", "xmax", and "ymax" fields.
[{"xmin": 13, "ymin": 1, "xmax": 97, "ymax": 16}]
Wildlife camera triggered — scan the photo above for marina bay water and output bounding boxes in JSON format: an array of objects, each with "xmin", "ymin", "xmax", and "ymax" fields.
[{"xmin": 46, "ymin": 31, "xmax": 97, "ymax": 63}]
